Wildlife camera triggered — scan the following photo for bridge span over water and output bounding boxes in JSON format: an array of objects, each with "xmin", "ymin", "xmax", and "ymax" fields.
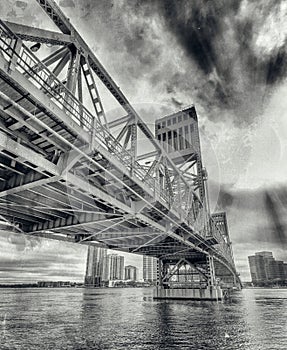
[{"xmin": 0, "ymin": 0, "xmax": 240, "ymax": 299}]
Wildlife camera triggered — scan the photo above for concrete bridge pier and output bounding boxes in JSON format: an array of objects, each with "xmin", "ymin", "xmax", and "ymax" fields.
[
  {"xmin": 153, "ymin": 285, "xmax": 223, "ymax": 301},
  {"xmin": 153, "ymin": 255, "xmax": 224, "ymax": 301}
]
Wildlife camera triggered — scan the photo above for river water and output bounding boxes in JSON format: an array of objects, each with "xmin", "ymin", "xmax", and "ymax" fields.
[{"xmin": 0, "ymin": 287, "xmax": 286, "ymax": 350}]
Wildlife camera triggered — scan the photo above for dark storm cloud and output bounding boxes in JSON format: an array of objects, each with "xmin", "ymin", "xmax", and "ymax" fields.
[
  {"xmin": 264, "ymin": 190, "xmax": 287, "ymax": 247},
  {"xmin": 156, "ymin": 0, "xmax": 287, "ymax": 123},
  {"xmin": 264, "ymin": 48, "xmax": 287, "ymax": 85},
  {"xmin": 216, "ymin": 184, "xmax": 287, "ymax": 249},
  {"xmin": 216, "ymin": 186, "xmax": 235, "ymax": 209},
  {"xmin": 72, "ymin": 0, "xmax": 287, "ymax": 126},
  {"xmin": 234, "ymin": 17, "xmax": 287, "ymax": 87},
  {"xmin": 216, "ymin": 185, "xmax": 266, "ymax": 211},
  {"xmin": 155, "ymin": 0, "xmax": 241, "ymax": 75}
]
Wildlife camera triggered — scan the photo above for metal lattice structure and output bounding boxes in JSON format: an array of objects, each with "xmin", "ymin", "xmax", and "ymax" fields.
[{"xmin": 0, "ymin": 0, "xmax": 241, "ymax": 291}]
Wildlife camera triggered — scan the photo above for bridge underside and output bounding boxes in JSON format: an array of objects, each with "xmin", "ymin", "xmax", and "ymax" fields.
[{"xmin": 0, "ymin": 5, "xmax": 240, "ymax": 292}]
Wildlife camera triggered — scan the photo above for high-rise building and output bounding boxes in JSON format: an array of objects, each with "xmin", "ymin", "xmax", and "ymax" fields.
[
  {"xmin": 268, "ymin": 260, "xmax": 285, "ymax": 281},
  {"xmin": 102, "ymin": 254, "xmax": 125, "ymax": 281},
  {"xmin": 248, "ymin": 251, "xmax": 287, "ymax": 285},
  {"xmin": 125, "ymin": 265, "xmax": 137, "ymax": 281},
  {"xmin": 102, "ymin": 255, "xmax": 110, "ymax": 282},
  {"xmin": 248, "ymin": 254, "xmax": 267, "ymax": 283},
  {"xmin": 84, "ymin": 246, "xmax": 107, "ymax": 287},
  {"xmin": 143, "ymin": 256, "xmax": 158, "ymax": 282}
]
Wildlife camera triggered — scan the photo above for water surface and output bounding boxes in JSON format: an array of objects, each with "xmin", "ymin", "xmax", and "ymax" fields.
[{"xmin": 0, "ymin": 287, "xmax": 286, "ymax": 349}]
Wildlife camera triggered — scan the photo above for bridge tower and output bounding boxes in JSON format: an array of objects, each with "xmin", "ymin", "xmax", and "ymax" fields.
[{"xmin": 153, "ymin": 106, "xmax": 235, "ymax": 300}]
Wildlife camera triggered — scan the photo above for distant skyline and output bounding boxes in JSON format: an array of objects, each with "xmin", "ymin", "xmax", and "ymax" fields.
[
  {"xmin": 0, "ymin": 231, "xmax": 143, "ymax": 283},
  {"xmin": 0, "ymin": 0, "xmax": 287, "ymax": 282}
]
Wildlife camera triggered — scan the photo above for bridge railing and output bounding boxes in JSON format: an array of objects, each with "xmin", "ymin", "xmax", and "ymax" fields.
[
  {"xmin": 0, "ymin": 28, "xmax": 93, "ymax": 131},
  {"xmin": 0, "ymin": 20, "xmax": 170, "ymax": 204},
  {"xmin": 0, "ymin": 20, "xmax": 218, "ymax": 239}
]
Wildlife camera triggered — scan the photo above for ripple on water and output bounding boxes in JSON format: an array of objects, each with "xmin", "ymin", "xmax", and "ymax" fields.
[{"xmin": 0, "ymin": 288, "xmax": 286, "ymax": 350}]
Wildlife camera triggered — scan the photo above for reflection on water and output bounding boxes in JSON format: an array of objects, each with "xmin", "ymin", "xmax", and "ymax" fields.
[{"xmin": 0, "ymin": 288, "xmax": 286, "ymax": 349}]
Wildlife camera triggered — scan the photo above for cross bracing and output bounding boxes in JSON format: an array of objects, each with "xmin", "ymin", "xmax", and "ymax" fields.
[{"xmin": 0, "ymin": 0, "xmax": 240, "ymax": 288}]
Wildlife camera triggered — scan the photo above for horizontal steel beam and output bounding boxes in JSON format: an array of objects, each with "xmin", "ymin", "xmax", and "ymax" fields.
[
  {"xmin": 7, "ymin": 192, "xmax": 70, "ymax": 218},
  {"xmin": 30, "ymin": 214, "xmax": 122, "ymax": 233},
  {"xmin": 1, "ymin": 170, "xmax": 60, "ymax": 197},
  {"xmin": 0, "ymin": 176, "xmax": 60, "ymax": 198},
  {"xmin": 0, "ymin": 131, "xmax": 61, "ymax": 176},
  {"xmin": 108, "ymin": 114, "xmax": 131, "ymax": 129},
  {"xmin": 137, "ymin": 151, "xmax": 158, "ymax": 161},
  {"xmin": 0, "ymin": 201, "xmax": 61, "ymax": 221},
  {"xmin": 3, "ymin": 21, "xmax": 72, "ymax": 45}
]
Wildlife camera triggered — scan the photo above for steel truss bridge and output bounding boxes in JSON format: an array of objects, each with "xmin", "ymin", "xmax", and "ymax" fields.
[{"xmin": 0, "ymin": 0, "xmax": 240, "ymax": 293}]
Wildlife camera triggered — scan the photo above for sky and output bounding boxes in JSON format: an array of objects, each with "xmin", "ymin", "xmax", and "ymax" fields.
[{"xmin": 1, "ymin": 0, "xmax": 287, "ymax": 282}]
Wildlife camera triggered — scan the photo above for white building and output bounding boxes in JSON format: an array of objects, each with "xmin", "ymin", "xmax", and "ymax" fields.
[
  {"xmin": 143, "ymin": 256, "xmax": 158, "ymax": 282},
  {"xmin": 103, "ymin": 254, "xmax": 125, "ymax": 281},
  {"xmin": 125, "ymin": 265, "xmax": 137, "ymax": 281},
  {"xmin": 84, "ymin": 246, "xmax": 107, "ymax": 286}
]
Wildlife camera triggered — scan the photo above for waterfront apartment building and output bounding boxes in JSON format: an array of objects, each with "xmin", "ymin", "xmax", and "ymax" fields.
[
  {"xmin": 143, "ymin": 256, "xmax": 158, "ymax": 282},
  {"xmin": 85, "ymin": 249, "xmax": 125, "ymax": 286},
  {"xmin": 125, "ymin": 265, "xmax": 137, "ymax": 281},
  {"xmin": 248, "ymin": 251, "xmax": 287, "ymax": 286},
  {"xmin": 84, "ymin": 246, "xmax": 107, "ymax": 287},
  {"xmin": 102, "ymin": 254, "xmax": 125, "ymax": 281}
]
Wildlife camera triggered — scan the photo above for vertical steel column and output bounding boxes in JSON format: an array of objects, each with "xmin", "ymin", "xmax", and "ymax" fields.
[
  {"xmin": 157, "ymin": 259, "xmax": 163, "ymax": 288},
  {"xmin": 162, "ymin": 261, "xmax": 169, "ymax": 289},
  {"xmin": 81, "ymin": 56, "xmax": 108, "ymax": 128},
  {"xmin": 130, "ymin": 120, "xmax": 137, "ymax": 176},
  {"xmin": 77, "ymin": 64, "xmax": 84, "ymax": 126},
  {"xmin": 207, "ymin": 255, "xmax": 216, "ymax": 287},
  {"xmin": 164, "ymin": 158, "xmax": 174, "ymax": 207},
  {"xmin": 66, "ymin": 48, "xmax": 80, "ymax": 94},
  {"xmin": 64, "ymin": 48, "xmax": 80, "ymax": 116}
]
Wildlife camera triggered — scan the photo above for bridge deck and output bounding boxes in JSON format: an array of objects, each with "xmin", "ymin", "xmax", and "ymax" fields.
[{"xmin": 0, "ymin": 12, "xmax": 239, "ymax": 286}]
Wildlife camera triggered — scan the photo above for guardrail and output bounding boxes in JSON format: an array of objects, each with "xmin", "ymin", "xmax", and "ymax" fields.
[{"xmin": 0, "ymin": 20, "xmax": 170, "ymax": 204}]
